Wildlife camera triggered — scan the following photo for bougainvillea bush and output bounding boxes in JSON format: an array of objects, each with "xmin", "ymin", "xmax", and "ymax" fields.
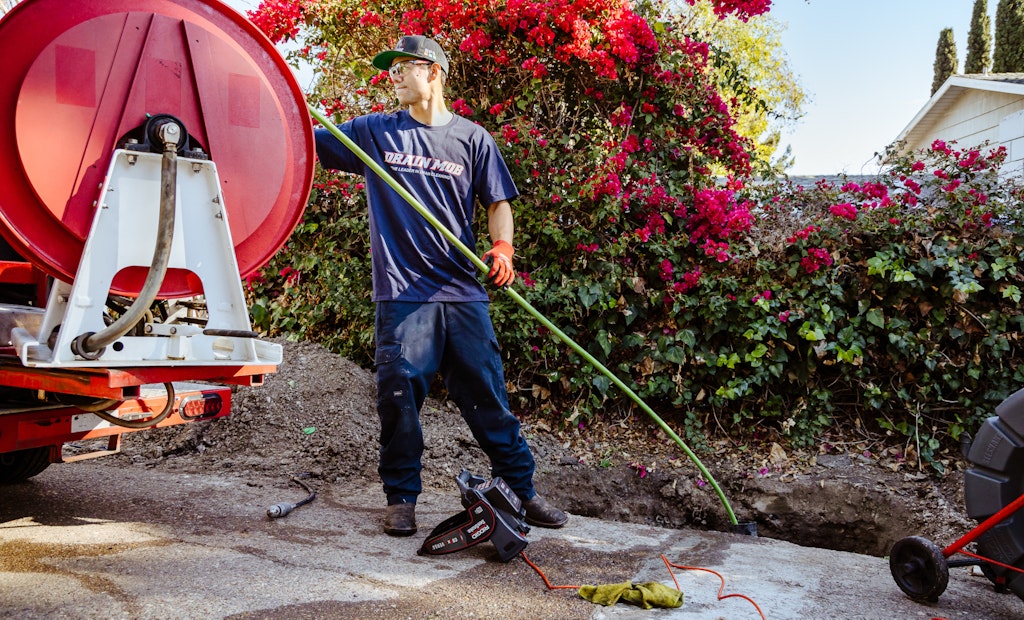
[
  {"xmin": 688, "ymin": 141, "xmax": 1024, "ymax": 468},
  {"xmin": 245, "ymin": 0, "xmax": 1024, "ymax": 469}
]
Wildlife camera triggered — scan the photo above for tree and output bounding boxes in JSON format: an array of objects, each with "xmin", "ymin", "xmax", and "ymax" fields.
[
  {"xmin": 931, "ymin": 27, "xmax": 958, "ymax": 95},
  {"xmin": 965, "ymin": 0, "xmax": 992, "ymax": 74},
  {"xmin": 680, "ymin": 2, "xmax": 806, "ymax": 174},
  {"xmin": 994, "ymin": 0, "xmax": 1024, "ymax": 72}
]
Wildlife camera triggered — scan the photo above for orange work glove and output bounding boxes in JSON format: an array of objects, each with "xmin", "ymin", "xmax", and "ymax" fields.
[{"xmin": 481, "ymin": 240, "xmax": 515, "ymax": 288}]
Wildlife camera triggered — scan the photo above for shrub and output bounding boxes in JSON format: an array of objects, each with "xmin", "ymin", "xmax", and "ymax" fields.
[{"xmin": 246, "ymin": 0, "xmax": 1024, "ymax": 470}]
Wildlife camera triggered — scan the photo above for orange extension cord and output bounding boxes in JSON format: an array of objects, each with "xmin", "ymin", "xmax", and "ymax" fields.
[{"xmin": 519, "ymin": 551, "xmax": 767, "ymax": 619}]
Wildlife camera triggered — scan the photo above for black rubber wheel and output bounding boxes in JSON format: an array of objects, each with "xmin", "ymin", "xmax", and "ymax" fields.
[
  {"xmin": 890, "ymin": 536, "xmax": 950, "ymax": 601},
  {"xmin": 0, "ymin": 446, "xmax": 52, "ymax": 483},
  {"xmin": 964, "ymin": 386, "xmax": 1024, "ymax": 601}
]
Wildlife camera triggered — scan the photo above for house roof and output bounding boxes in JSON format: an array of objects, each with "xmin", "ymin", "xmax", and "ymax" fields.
[
  {"xmin": 783, "ymin": 174, "xmax": 878, "ymax": 188},
  {"xmin": 895, "ymin": 73, "xmax": 1024, "ymax": 152}
]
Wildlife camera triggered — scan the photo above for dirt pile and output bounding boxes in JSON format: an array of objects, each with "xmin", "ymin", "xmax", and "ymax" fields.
[{"xmin": 118, "ymin": 339, "xmax": 975, "ymax": 557}]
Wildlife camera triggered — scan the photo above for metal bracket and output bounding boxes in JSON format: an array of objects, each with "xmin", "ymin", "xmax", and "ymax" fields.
[{"xmin": 11, "ymin": 149, "xmax": 281, "ymax": 367}]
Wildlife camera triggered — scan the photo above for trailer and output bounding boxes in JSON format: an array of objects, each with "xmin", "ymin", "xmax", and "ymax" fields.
[{"xmin": 0, "ymin": 0, "xmax": 314, "ymax": 481}]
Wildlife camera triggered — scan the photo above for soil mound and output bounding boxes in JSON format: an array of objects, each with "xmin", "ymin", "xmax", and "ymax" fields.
[{"xmin": 118, "ymin": 339, "xmax": 974, "ymax": 557}]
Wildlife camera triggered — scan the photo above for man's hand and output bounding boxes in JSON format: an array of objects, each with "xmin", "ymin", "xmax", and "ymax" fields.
[{"xmin": 482, "ymin": 240, "xmax": 515, "ymax": 287}]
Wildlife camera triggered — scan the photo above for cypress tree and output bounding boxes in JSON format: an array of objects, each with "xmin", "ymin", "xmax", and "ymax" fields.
[
  {"xmin": 994, "ymin": 0, "xmax": 1024, "ymax": 72},
  {"xmin": 932, "ymin": 28, "xmax": 958, "ymax": 95},
  {"xmin": 966, "ymin": 0, "xmax": 992, "ymax": 74}
]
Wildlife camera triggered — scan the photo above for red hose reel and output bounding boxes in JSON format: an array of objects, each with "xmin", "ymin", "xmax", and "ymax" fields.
[{"xmin": 0, "ymin": 0, "xmax": 313, "ymax": 297}]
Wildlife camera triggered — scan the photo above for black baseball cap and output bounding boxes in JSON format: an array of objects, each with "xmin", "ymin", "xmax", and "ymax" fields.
[{"xmin": 372, "ymin": 35, "xmax": 450, "ymax": 75}]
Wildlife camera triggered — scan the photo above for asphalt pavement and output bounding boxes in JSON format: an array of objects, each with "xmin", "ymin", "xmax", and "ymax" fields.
[{"xmin": 1, "ymin": 459, "xmax": 1020, "ymax": 619}]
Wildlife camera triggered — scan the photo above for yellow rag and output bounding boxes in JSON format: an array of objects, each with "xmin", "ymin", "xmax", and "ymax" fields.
[{"xmin": 578, "ymin": 581, "xmax": 683, "ymax": 609}]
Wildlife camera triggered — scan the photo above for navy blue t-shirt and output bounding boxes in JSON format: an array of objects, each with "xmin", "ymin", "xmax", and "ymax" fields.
[{"xmin": 315, "ymin": 111, "xmax": 519, "ymax": 302}]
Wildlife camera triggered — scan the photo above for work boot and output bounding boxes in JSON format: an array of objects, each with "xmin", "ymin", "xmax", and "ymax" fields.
[
  {"xmin": 384, "ymin": 503, "xmax": 417, "ymax": 536},
  {"xmin": 522, "ymin": 495, "xmax": 568, "ymax": 528}
]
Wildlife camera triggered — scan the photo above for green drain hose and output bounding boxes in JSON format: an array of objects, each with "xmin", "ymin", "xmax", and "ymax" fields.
[{"xmin": 309, "ymin": 105, "xmax": 738, "ymax": 526}]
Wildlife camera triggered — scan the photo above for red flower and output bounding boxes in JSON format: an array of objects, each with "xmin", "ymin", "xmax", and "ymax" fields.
[
  {"xmin": 500, "ymin": 124, "xmax": 520, "ymax": 144},
  {"xmin": 521, "ymin": 56, "xmax": 548, "ymax": 79}
]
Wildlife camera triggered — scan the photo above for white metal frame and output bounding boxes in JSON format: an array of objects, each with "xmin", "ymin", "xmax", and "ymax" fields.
[{"xmin": 10, "ymin": 149, "xmax": 281, "ymax": 367}]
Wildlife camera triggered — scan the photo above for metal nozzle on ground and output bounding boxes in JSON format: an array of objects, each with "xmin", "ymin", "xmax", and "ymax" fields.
[{"xmin": 266, "ymin": 474, "xmax": 316, "ymax": 519}]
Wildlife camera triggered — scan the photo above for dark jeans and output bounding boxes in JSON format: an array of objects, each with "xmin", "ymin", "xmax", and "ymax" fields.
[{"xmin": 374, "ymin": 300, "xmax": 536, "ymax": 505}]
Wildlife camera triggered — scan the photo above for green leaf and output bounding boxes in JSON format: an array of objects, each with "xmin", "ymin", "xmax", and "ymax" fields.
[
  {"xmin": 663, "ymin": 346, "xmax": 685, "ymax": 364},
  {"xmin": 866, "ymin": 308, "xmax": 885, "ymax": 329},
  {"xmin": 251, "ymin": 303, "xmax": 267, "ymax": 325},
  {"xmin": 745, "ymin": 342, "xmax": 769, "ymax": 361},
  {"xmin": 678, "ymin": 329, "xmax": 697, "ymax": 348}
]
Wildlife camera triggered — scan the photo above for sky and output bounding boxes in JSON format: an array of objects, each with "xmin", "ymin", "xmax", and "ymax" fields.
[
  {"xmin": 770, "ymin": 0, "xmax": 995, "ymax": 176},
  {"xmin": 223, "ymin": 0, "xmax": 993, "ymax": 176}
]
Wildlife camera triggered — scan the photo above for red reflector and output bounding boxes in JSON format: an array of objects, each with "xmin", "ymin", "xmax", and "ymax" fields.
[{"xmin": 180, "ymin": 393, "xmax": 223, "ymax": 420}]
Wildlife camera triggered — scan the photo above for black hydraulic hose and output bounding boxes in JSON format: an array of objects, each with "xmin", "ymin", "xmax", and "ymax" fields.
[
  {"xmin": 202, "ymin": 328, "xmax": 260, "ymax": 338},
  {"xmin": 89, "ymin": 382, "xmax": 176, "ymax": 429},
  {"xmin": 267, "ymin": 474, "xmax": 317, "ymax": 518},
  {"xmin": 72, "ymin": 124, "xmax": 180, "ymax": 358}
]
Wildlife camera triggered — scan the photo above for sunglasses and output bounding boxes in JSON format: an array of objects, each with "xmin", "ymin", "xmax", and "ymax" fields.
[{"xmin": 388, "ymin": 60, "xmax": 433, "ymax": 79}]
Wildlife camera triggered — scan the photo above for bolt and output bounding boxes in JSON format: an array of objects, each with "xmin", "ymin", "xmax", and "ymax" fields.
[{"xmin": 158, "ymin": 122, "xmax": 180, "ymax": 146}]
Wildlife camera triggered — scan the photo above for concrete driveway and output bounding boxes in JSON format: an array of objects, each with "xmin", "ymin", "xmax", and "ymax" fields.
[{"xmin": 1, "ymin": 459, "xmax": 1019, "ymax": 619}]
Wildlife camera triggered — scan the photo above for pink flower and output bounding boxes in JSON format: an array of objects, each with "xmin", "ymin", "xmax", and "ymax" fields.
[
  {"xmin": 610, "ymin": 104, "xmax": 633, "ymax": 127},
  {"xmin": 829, "ymin": 203, "xmax": 857, "ymax": 221},
  {"xmin": 786, "ymin": 225, "xmax": 819, "ymax": 244},
  {"xmin": 678, "ymin": 268, "xmax": 702, "ymax": 292},
  {"xmin": 801, "ymin": 247, "xmax": 834, "ymax": 274},
  {"xmin": 660, "ymin": 259, "xmax": 674, "ymax": 281},
  {"xmin": 688, "ymin": 188, "xmax": 753, "ymax": 242},
  {"xmin": 451, "ymin": 99, "xmax": 474, "ymax": 116},
  {"xmin": 686, "ymin": 0, "xmax": 771, "ymax": 21}
]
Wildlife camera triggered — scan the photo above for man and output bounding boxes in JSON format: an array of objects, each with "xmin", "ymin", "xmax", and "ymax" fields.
[{"xmin": 314, "ymin": 35, "xmax": 568, "ymax": 536}]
